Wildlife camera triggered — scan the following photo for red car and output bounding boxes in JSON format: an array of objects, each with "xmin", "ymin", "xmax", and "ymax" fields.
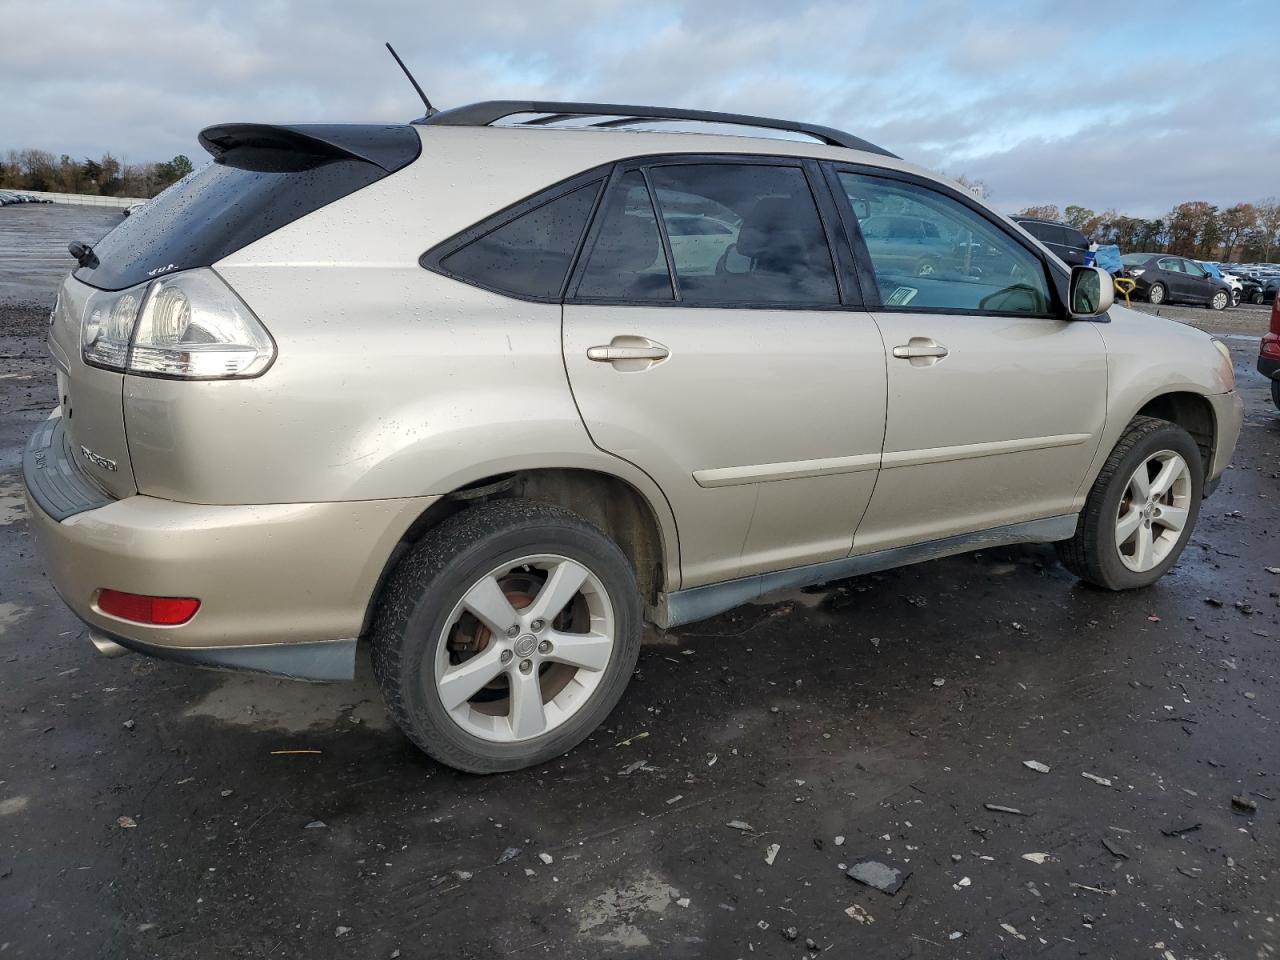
[{"xmin": 1260, "ymin": 295, "xmax": 1280, "ymax": 410}]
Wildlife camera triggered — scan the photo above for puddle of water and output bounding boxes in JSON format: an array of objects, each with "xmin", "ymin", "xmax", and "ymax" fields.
[
  {"xmin": 0, "ymin": 476, "xmax": 26, "ymax": 526},
  {"xmin": 184, "ymin": 668, "xmax": 390, "ymax": 733}
]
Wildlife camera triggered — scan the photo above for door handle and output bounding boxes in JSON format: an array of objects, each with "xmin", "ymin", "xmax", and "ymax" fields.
[
  {"xmin": 892, "ymin": 337, "xmax": 949, "ymax": 366},
  {"xmin": 586, "ymin": 337, "xmax": 670, "ymax": 368},
  {"xmin": 587, "ymin": 345, "xmax": 670, "ymax": 362}
]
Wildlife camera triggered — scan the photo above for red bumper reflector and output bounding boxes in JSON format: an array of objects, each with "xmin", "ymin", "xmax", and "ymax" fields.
[{"xmin": 98, "ymin": 589, "xmax": 200, "ymax": 625}]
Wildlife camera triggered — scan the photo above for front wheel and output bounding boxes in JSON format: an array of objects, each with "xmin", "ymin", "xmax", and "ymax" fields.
[
  {"xmin": 371, "ymin": 500, "xmax": 642, "ymax": 773},
  {"xmin": 1148, "ymin": 282, "xmax": 1166, "ymax": 305},
  {"xmin": 1210, "ymin": 289, "xmax": 1229, "ymax": 311},
  {"xmin": 1056, "ymin": 417, "xmax": 1203, "ymax": 590}
]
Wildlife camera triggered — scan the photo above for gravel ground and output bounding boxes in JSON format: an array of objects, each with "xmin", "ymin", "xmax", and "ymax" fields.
[{"xmin": 1, "ymin": 211, "xmax": 1278, "ymax": 959}]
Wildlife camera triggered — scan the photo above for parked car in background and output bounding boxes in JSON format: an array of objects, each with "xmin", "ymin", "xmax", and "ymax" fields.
[
  {"xmin": 1199, "ymin": 262, "xmax": 1243, "ymax": 305},
  {"xmin": 0, "ymin": 191, "xmax": 19, "ymax": 205},
  {"xmin": 1011, "ymin": 216, "xmax": 1090, "ymax": 266},
  {"xmin": 857, "ymin": 214, "xmax": 955, "ymax": 275},
  {"xmin": 1263, "ymin": 275, "xmax": 1280, "ymax": 304},
  {"xmin": 23, "ymin": 101, "xmax": 1243, "ymax": 773},
  {"xmin": 1260, "ymin": 295, "xmax": 1280, "ymax": 410},
  {"xmin": 1120, "ymin": 252, "xmax": 1231, "ymax": 309}
]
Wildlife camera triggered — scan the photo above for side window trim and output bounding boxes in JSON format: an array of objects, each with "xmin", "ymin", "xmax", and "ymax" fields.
[
  {"xmin": 567, "ymin": 153, "xmax": 858, "ymax": 310},
  {"xmin": 420, "ymin": 164, "xmax": 611, "ymax": 303},
  {"xmin": 640, "ymin": 166, "xmax": 682, "ymax": 303},
  {"xmin": 822, "ymin": 161, "xmax": 1071, "ymax": 317},
  {"xmin": 566, "ymin": 163, "xmax": 676, "ymax": 304}
]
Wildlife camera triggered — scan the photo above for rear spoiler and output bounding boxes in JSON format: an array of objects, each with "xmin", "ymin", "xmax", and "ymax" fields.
[{"xmin": 197, "ymin": 123, "xmax": 421, "ymax": 174}]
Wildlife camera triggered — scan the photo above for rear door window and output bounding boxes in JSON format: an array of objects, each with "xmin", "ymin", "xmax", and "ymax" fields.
[
  {"xmin": 647, "ymin": 163, "xmax": 839, "ymax": 306},
  {"xmin": 438, "ymin": 182, "xmax": 602, "ymax": 300},
  {"xmin": 575, "ymin": 171, "xmax": 674, "ymax": 301}
]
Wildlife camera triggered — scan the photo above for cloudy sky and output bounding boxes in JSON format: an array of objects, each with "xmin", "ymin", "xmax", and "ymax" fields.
[{"xmin": 2, "ymin": 0, "xmax": 1276, "ymax": 216}]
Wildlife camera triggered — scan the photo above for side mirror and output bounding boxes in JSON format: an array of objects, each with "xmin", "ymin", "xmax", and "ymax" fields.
[{"xmin": 1069, "ymin": 265, "xmax": 1113, "ymax": 318}]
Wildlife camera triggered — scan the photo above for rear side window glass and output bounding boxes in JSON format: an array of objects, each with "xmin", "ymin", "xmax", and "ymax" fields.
[
  {"xmin": 576, "ymin": 171, "xmax": 673, "ymax": 301},
  {"xmin": 838, "ymin": 172, "xmax": 1051, "ymax": 315},
  {"xmin": 1065, "ymin": 227, "xmax": 1086, "ymax": 248},
  {"xmin": 439, "ymin": 182, "xmax": 601, "ymax": 299},
  {"xmin": 648, "ymin": 164, "xmax": 839, "ymax": 306}
]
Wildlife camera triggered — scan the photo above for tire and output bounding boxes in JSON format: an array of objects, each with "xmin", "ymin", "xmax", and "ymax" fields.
[
  {"xmin": 1210, "ymin": 289, "xmax": 1229, "ymax": 311},
  {"xmin": 1231, "ymin": 290, "xmax": 1241, "ymax": 307},
  {"xmin": 1148, "ymin": 282, "xmax": 1166, "ymax": 305},
  {"xmin": 1272, "ymin": 378, "xmax": 1280, "ymax": 411},
  {"xmin": 370, "ymin": 499, "xmax": 642, "ymax": 774},
  {"xmin": 1253, "ymin": 291, "xmax": 1265, "ymax": 305},
  {"xmin": 1056, "ymin": 416, "xmax": 1203, "ymax": 590}
]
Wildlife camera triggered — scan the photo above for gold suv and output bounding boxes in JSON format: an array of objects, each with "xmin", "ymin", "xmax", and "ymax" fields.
[{"xmin": 23, "ymin": 101, "xmax": 1243, "ymax": 772}]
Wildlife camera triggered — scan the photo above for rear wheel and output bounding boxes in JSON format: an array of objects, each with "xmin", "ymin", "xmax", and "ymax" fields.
[
  {"xmin": 1252, "ymin": 290, "xmax": 1265, "ymax": 305},
  {"xmin": 1272, "ymin": 378, "xmax": 1280, "ymax": 411},
  {"xmin": 371, "ymin": 500, "xmax": 642, "ymax": 773},
  {"xmin": 1148, "ymin": 282, "xmax": 1166, "ymax": 305},
  {"xmin": 1056, "ymin": 417, "xmax": 1203, "ymax": 590},
  {"xmin": 1210, "ymin": 289, "xmax": 1229, "ymax": 311}
]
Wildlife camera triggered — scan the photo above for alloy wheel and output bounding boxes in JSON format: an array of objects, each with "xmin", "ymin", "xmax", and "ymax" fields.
[
  {"xmin": 1114, "ymin": 450, "xmax": 1192, "ymax": 572},
  {"xmin": 1149, "ymin": 284, "xmax": 1164, "ymax": 305},
  {"xmin": 432, "ymin": 554, "xmax": 615, "ymax": 743}
]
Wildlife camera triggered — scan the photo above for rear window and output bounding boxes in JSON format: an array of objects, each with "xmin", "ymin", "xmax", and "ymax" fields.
[
  {"xmin": 74, "ymin": 128, "xmax": 420, "ymax": 291},
  {"xmin": 438, "ymin": 182, "xmax": 602, "ymax": 299}
]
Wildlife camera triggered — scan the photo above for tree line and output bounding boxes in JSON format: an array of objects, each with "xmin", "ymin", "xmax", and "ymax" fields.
[
  {"xmin": 0, "ymin": 150, "xmax": 195, "ymax": 199},
  {"xmin": 1016, "ymin": 200, "xmax": 1280, "ymax": 263}
]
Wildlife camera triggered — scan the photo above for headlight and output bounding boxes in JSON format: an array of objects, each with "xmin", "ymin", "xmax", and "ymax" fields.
[{"xmin": 80, "ymin": 269, "xmax": 274, "ymax": 379}]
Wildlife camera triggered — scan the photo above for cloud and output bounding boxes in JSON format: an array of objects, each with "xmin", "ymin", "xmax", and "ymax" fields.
[{"xmin": 1, "ymin": 0, "xmax": 1275, "ymax": 215}]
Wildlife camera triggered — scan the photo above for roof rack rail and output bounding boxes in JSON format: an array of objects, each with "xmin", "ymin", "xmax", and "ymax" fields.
[{"xmin": 416, "ymin": 100, "xmax": 898, "ymax": 158}]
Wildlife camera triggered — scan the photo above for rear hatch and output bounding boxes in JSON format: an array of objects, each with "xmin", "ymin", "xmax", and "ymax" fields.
[{"xmin": 45, "ymin": 123, "xmax": 421, "ymax": 504}]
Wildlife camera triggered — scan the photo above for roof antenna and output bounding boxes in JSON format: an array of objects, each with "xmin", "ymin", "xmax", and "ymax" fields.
[{"xmin": 385, "ymin": 42, "xmax": 437, "ymax": 118}]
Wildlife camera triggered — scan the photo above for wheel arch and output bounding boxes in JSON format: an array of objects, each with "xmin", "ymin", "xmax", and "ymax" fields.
[
  {"xmin": 1133, "ymin": 390, "xmax": 1216, "ymax": 478},
  {"xmin": 358, "ymin": 465, "xmax": 679, "ymax": 638}
]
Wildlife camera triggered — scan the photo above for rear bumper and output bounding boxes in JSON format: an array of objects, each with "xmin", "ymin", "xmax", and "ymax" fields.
[
  {"xmin": 1258, "ymin": 353, "xmax": 1279, "ymax": 381},
  {"xmin": 23, "ymin": 412, "xmax": 437, "ymax": 681}
]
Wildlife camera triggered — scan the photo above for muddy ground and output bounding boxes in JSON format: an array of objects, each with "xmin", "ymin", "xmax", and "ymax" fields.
[{"xmin": 0, "ymin": 207, "xmax": 1278, "ymax": 959}]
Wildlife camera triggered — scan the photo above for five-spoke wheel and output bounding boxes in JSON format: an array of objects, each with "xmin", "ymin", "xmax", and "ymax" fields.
[{"xmin": 371, "ymin": 500, "xmax": 641, "ymax": 773}]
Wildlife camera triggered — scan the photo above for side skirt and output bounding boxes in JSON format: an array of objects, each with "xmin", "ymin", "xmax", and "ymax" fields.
[{"xmin": 654, "ymin": 514, "xmax": 1078, "ymax": 629}]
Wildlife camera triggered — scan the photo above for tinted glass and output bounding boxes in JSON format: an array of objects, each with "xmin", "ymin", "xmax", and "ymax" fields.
[
  {"xmin": 77, "ymin": 154, "xmax": 383, "ymax": 291},
  {"xmin": 838, "ymin": 172, "xmax": 1051, "ymax": 314},
  {"xmin": 1120, "ymin": 253, "xmax": 1152, "ymax": 266},
  {"xmin": 576, "ymin": 171, "xmax": 673, "ymax": 301},
  {"xmin": 440, "ymin": 182, "xmax": 600, "ymax": 299},
  {"xmin": 649, "ymin": 164, "xmax": 838, "ymax": 305},
  {"xmin": 1064, "ymin": 227, "xmax": 1087, "ymax": 248},
  {"xmin": 1157, "ymin": 257, "xmax": 1182, "ymax": 271},
  {"xmin": 1183, "ymin": 260, "xmax": 1207, "ymax": 277}
]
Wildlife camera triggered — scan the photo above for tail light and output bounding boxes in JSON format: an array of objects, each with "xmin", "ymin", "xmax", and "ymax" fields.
[
  {"xmin": 81, "ymin": 268, "xmax": 275, "ymax": 379},
  {"xmin": 1262, "ymin": 296, "xmax": 1280, "ymax": 360},
  {"xmin": 97, "ymin": 589, "xmax": 200, "ymax": 625}
]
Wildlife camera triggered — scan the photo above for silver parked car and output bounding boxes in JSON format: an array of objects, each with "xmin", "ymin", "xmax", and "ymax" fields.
[{"xmin": 24, "ymin": 101, "xmax": 1243, "ymax": 772}]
